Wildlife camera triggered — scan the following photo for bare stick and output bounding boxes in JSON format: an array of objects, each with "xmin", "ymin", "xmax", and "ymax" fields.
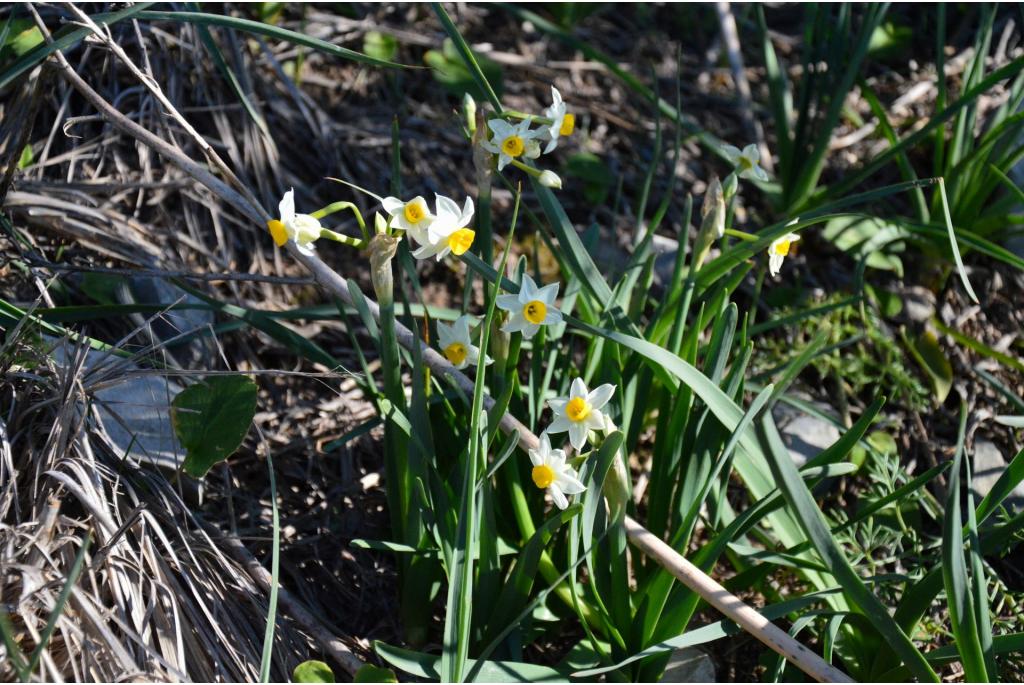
[
  {"xmin": 716, "ymin": 1, "xmax": 773, "ymax": 173},
  {"xmin": 624, "ymin": 518, "xmax": 853, "ymax": 683},
  {"xmin": 48, "ymin": 29, "xmax": 855, "ymax": 683}
]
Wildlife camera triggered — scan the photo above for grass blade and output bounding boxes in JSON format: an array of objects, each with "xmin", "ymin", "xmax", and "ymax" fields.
[
  {"xmin": 258, "ymin": 446, "xmax": 281, "ymax": 682},
  {"xmin": 937, "ymin": 177, "xmax": 979, "ymax": 302},
  {"xmin": 135, "ymin": 10, "xmax": 407, "ymax": 69},
  {"xmin": 941, "ymin": 402, "xmax": 988, "ymax": 681}
]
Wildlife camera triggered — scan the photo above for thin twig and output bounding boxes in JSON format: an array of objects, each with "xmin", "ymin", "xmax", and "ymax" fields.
[
  {"xmin": 716, "ymin": 1, "xmax": 773, "ymax": 173},
  {"xmin": 24, "ymin": 257, "xmax": 317, "ymax": 285}
]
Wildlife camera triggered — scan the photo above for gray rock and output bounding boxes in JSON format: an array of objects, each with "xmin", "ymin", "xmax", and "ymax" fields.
[
  {"xmin": 48, "ymin": 338, "xmax": 184, "ymax": 470},
  {"xmin": 901, "ymin": 286, "xmax": 936, "ymax": 323},
  {"xmin": 661, "ymin": 647, "xmax": 716, "ymax": 683},
  {"xmin": 773, "ymin": 398, "xmax": 842, "ymax": 467},
  {"xmin": 117, "ymin": 276, "xmax": 216, "ymax": 367},
  {"xmin": 972, "ymin": 439, "xmax": 1024, "ymax": 511}
]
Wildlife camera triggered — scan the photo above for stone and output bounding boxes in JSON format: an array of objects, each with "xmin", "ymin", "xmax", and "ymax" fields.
[
  {"xmin": 48, "ymin": 338, "xmax": 183, "ymax": 470},
  {"xmin": 972, "ymin": 439, "xmax": 1024, "ymax": 511},
  {"xmin": 773, "ymin": 397, "xmax": 842, "ymax": 467},
  {"xmin": 661, "ymin": 647, "xmax": 716, "ymax": 683}
]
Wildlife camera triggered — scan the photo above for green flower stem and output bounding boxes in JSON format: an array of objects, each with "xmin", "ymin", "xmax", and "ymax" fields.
[
  {"xmin": 724, "ymin": 227, "xmax": 759, "ymax": 242},
  {"xmin": 311, "ymin": 201, "xmax": 369, "ymax": 241},
  {"xmin": 505, "ymin": 470, "xmax": 600, "ymax": 628},
  {"xmin": 318, "ymin": 228, "xmax": 366, "ymax": 250},
  {"xmin": 501, "ymin": 110, "xmax": 555, "ymax": 126},
  {"xmin": 509, "ymin": 158, "xmax": 543, "ymax": 178}
]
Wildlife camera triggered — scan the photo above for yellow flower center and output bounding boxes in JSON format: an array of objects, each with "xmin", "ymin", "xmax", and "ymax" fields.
[
  {"xmin": 443, "ymin": 342, "xmax": 468, "ymax": 366},
  {"xmin": 738, "ymin": 155, "xmax": 754, "ymax": 172},
  {"xmin": 559, "ymin": 113, "xmax": 575, "ymax": 137},
  {"xmin": 404, "ymin": 201, "xmax": 426, "ymax": 224},
  {"xmin": 447, "ymin": 228, "xmax": 475, "ymax": 256},
  {"xmin": 501, "ymin": 135, "xmax": 524, "ymax": 157},
  {"xmin": 267, "ymin": 219, "xmax": 288, "ymax": 247},
  {"xmin": 566, "ymin": 397, "xmax": 590, "ymax": 423},
  {"xmin": 773, "ymin": 239, "xmax": 793, "ymax": 256},
  {"xmin": 522, "ymin": 300, "xmax": 547, "ymax": 325},
  {"xmin": 532, "ymin": 464, "xmax": 556, "ymax": 489}
]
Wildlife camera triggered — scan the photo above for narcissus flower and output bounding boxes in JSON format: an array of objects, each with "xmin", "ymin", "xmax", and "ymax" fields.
[
  {"xmin": 543, "ymin": 86, "xmax": 575, "ymax": 153},
  {"xmin": 267, "ymin": 189, "xmax": 322, "ymax": 255},
  {"xmin": 722, "ymin": 143, "xmax": 769, "ymax": 182},
  {"xmin": 382, "ymin": 195, "xmax": 433, "ymax": 242},
  {"xmin": 482, "ymin": 118, "xmax": 540, "ymax": 171},
  {"xmin": 436, "ymin": 314, "xmax": 490, "ymax": 370},
  {"xmin": 528, "ymin": 432, "xmax": 585, "ymax": 510},
  {"xmin": 768, "ymin": 226, "xmax": 800, "ymax": 277},
  {"xmin": 495, "ymin": 273, "xmax": 562, "ymax": 339},
  {"xmin": 547, "ymin": 378, "xmax": 615, "ymax": 451},
  {"xmin": 412, "ymin": 194, "xmax": 475, "ymax": 261}
]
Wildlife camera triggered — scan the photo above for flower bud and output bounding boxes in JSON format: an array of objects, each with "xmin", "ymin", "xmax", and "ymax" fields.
[
  {"xmin": 463, "ymin": 93, "xmax": 477, "ymax": 134},
  {"xmin": 539, "ymin": 170, "xmax": 562, "ymax": 189},
  {"xmin": 722, "ymin": 172, "xmax": 738, "ymax": 200}
]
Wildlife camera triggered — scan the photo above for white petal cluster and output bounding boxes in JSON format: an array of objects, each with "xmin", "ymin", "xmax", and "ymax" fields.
[
  {"xmin": 412, "ymin": 195, "xmax": 475, "ymax": 261},
  {"xmin": 478, "ymin": 86, "xmax": 575, "ymax": 183},
  {"xmin": 542, "ymin": 87, "xmax": 574, "ymax": 153},
  {"xmin": 528, "ymin": 433, "xmax": 586, "ymax": 510},
  {"xmin": 722, "ymin": 143, "xmax": 769, "ymax": 182},
  {"xmin": 436, "ymin": 314, "xmax": 491, "ymax": 370},
  {"xmin": 481, "ymin": 119, "xmax": 540, "ymax": 171},
  {"xmin": 271, "ymin": 189, "xmax": 322, "ymax": 255},
  {"xmin": 768, "ymin": 229, "xmax": 800, "ymax": 277},
  {"xmin": 495, "ymin": 273, "xmax": 562, "ymax": 339},
  {"xmin": 381, "ymin": 195, "xmax": 433, "ymax": 241},
  {"xmin": 546, "ymin": 378, "xmax": 615, "ymax": 451},
  {"xmin": 381, "ymin": 193, "xmax": 476, "ymax": 261}
]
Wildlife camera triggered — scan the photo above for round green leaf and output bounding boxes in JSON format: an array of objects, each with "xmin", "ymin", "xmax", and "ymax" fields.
[
  {"xmin": 171, "ymin": 375, "xmax": 257, "ymax": 478},
  {"xmin": 293, "ymin": 660, "xmax": 335, "ymax": 683}
]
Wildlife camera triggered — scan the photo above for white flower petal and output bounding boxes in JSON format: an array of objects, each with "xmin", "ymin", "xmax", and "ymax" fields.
[
  {"xmin": 741, "ymin": 144, "xmax": 760, "ymax": 163},
  {"xmin": 721, "ymin": 144, "xmax": 742, "ymax": 164},
  {"xmin": 752, "ymin": 165, "xmax": 770, "ymax": 182},
  {"xmin": 279, "ymin": 189, "xmax": 296, "ymax": 223},
  {"xmin": 500, "ymin": 315, "xmax": 526, "ymax": 334},
  {"xmin": 570, "ymin": 377, "xmax": 589, "ymax": 400},
  {"xmin": 547, "ymin": 398, "xmax": 569, "ymax": 413},
  {"xmin": 519, "ymin": 273, "xmax": 539, "ymax": 301},
  {"xmin": 535, "ymin": 282, "xmax": 560, "ymax": 305},
  {"xmin": 587, "ymin": 383, "xmax": 615, "ymax": 410},
  {"xmin": 546, "ymin": 416, "xmax": 572, "ymax": 434},
  {"xmin": 435, "ymin": 193, "xmax": 461, "ymax": 221},
  {"xmin": 381, "ymin": 196, "xmax": 404, "ymax": 215},
  {"xmin": 550, "ymin": 484, "xmax": 569, "ymax": 510},
  {"xmin": 541, "ymin": 309, "xmax": 563, "ymax": 326},
  {"xmin": 584, "ymin": 409, "xmax": 605, "ymax": 431},
  {"xmin": 556, "ymin": 471, "xmax": 586, "ymax": 495},
  {"xmin": 496, "ymin": 294, "xmax": 522, "ymax": 311},
  {"xmin": 521, "ymin": 322, "xmax": 541, "ymax": 340},
  {"xmin": 568, "ymin": 422, "xmax": 588, "ymax": 451},
  {"xmin": 436, "ymin": 321, "xmax": 455, "ymax": 348},
  {"xmin": 459, "ymin": 196, "xmax": 475, "ymax": 225},
  {"xmin": 487, "ymin": 118, "xmax": 514, "ymax": 137}
]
